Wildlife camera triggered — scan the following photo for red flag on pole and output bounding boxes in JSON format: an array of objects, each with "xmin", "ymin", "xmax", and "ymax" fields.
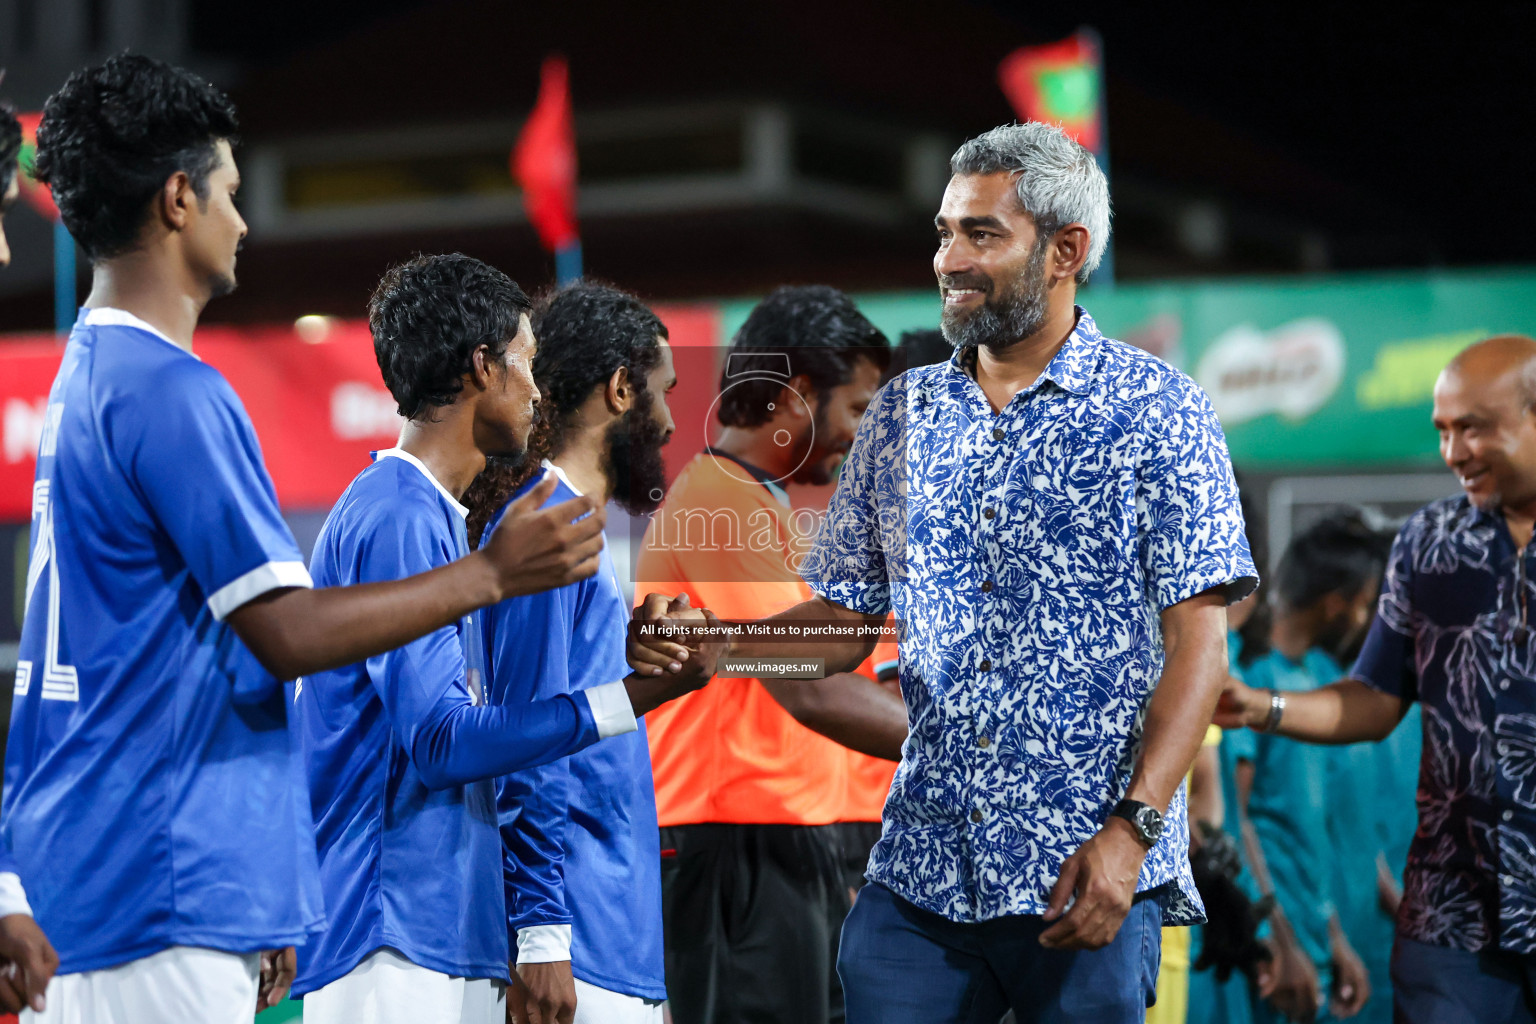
[
  {"xmin": 512, "ymin": 56, "xmax": 579, "ymax": 252},
  {"xmin": 15, "ymin": 112, "xmax": 59, "ymax": 220},
  {"xmin": 997, "ymin": 31, "xmax": 1104, "ymax": 153}
]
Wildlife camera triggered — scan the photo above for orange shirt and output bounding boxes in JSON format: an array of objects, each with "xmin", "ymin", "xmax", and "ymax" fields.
[
  {"xmin": 842, "ymin": 640, "xmax": 900, "ymax": 824},
  {"xmin": 637, "ymin": 452, "xmax": 849, "ymax": 827}
]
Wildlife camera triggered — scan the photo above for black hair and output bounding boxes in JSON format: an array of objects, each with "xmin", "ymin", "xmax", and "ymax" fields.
[
  {"xmin": 528, "ymin": 280, "xmax": 667, "ymax": 456},
  {"xmin": 0, "ymin": 101, "xmax": 20, "ymax": 196},
  {"xmin": 1274, "ymin": 508, "xmax": 1393, "ymax": 611},
  {"xmin": 883, "ymin": 328, "xmax": 953, "ymax": 383},
  {"xmin": 368, "ymin": 253, "xmax": 532, "ymax": 420},
  {"xmin": 31, "ymin": 54, "xmax": 239, "ymax": 260},
  {"xmin": 463, "ymin": 280, "xmax": 669, "ymax": 544},
  {"xmin": 716, "ymin": 285, "xmax": 890, "ymax": 427}
]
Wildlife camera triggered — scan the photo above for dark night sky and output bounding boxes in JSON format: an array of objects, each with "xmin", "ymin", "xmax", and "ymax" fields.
[
  {"xmin": 187, "ymin": 1, "xmax": 1536, "ymax": 267},
  {"xmin": 3, "ymin": 0, "xmax": 1531, "ymax": 329}
]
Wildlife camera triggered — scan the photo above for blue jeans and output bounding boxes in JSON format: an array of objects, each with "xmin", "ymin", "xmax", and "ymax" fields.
[
  {"xmin": 1390, "ymin": 935, "xmax": 1536, "ymax": 1024},
  {"xmin": 838, "ymin": 882, "xmax": 1164, "ymax": 1024}
]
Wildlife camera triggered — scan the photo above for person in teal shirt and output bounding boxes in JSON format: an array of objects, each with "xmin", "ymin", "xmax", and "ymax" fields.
[
  {"xmin": 1189, "ymin": 480, "xmax": 1271, "ymax": 1024},
  {"xmin": 1188, "ymin": 633, "xmax": 1266, "ymax": 1024},
  {"xmin": 1329, "ymin": 705, "xmax": 1421, "ymax": 1024},
  {"xmin": 1244, "ymin": 510, "xmax": 1390, "ymax": 1023}
]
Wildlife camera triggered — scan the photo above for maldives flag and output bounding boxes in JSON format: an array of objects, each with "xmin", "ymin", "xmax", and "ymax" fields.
[
  {"xmin": 512, "ymin": 56, "xmax": 578, "ymax": 252},
  {"xmin": 14, "ymin": 112, "xmax": 59, "ymax": 220},
  {"xmin": 997, "ymin": 31, "xmax": 1104, "ymax": 153}
]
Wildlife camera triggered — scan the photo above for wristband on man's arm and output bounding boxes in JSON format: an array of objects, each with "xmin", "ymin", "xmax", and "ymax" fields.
[{"xmin": 1260, "ymin": 689, "xmax": 1286, "ymax": 734}]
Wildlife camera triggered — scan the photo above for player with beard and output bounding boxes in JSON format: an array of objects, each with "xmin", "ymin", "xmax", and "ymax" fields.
[
  {"xmin": 5, "ymin": 56, "xmax": 629, "ymax": 1024},
  {"xmin": 633, "ymin": 285, "xmax": 906, "ymax": 1024},
  {"xmin": 461, "ymin": 282, "xmax": 686, "ymax": 1024},
  {"xmin": 293, "ymin": 265, "xmax": 717, "ymax": 1024}
]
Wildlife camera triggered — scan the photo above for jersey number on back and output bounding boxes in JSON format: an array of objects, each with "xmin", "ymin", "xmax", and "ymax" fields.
[{"xmin": 15, "ymin": 404, "xmax": 80, "ymax": 702}]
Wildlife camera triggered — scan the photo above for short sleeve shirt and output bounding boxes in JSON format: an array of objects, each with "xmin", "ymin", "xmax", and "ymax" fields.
[
  {"xmin": 3, "ymin": 308, "xmax": 322, "ymax": 973},
  {"xmin": 799, "ymin": 308, "xmax": 1257, "ymax": 925},
  {"xmin": 1352, "ymin": 494, "xmax": 1536, "ymax": 953}
]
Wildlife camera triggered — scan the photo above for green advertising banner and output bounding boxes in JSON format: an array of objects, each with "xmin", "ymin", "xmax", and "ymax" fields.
[{"xmin": 721, "ymin": 268, "xmax": 1536, "ymax": 470}]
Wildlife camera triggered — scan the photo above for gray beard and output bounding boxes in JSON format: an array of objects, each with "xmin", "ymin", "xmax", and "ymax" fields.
[{"xmin": 939, "ymin": 239, "xmax": 1051, "ymax": 351}]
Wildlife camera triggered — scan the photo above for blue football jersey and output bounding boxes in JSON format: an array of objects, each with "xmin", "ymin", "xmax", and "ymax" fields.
[
  {"xmin": 487, "ymin": 469, "xmax": 666, "ymax": 1000},
  {"xmin": 3, "ymin": 308, "xmax": 324, "ymax": 973},
  {"xmin": 293, "ymin": 451, "xmax": 607, "ymax": 996}
]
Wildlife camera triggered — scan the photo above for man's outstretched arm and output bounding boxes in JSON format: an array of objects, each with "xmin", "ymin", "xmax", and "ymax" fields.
[
  {"xmin": 763, "ymin": 671, "xmax": 908, "ymax": 760},
  {"xmin": 1215, "ymin": 677, "xmax": 1406, "ymax": 745},
  {"xmin": 627, "ymin": 593, "xmax": 884, "ymax": 679},
  {"xmin": 231, "ymin": 476, "xmax": 604, "ymax": 680}
]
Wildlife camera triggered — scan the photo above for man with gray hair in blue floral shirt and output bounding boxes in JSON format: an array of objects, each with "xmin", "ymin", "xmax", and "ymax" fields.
[{"xmin": 631, "ymin": 121, "xmax": 1256, "ymax": 1023}]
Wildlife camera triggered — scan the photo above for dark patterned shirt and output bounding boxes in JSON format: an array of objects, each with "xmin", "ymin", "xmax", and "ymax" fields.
[{"xmin": 1354, "ymin": 495, "xmax": 1536, "ymax": 953}]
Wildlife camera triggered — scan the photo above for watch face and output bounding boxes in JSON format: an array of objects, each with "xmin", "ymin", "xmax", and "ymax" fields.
[{"xmin": 1135, "ymin": 807, "xmax": 1164, "ymax": 842}]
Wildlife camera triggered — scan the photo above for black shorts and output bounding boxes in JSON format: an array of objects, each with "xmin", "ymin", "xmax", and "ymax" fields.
[
  {"xmin": 830, "ymin": 820, "xmax": 883, "ymax": 897},
  {"xmin": 659, "ymin": 822, "xmax": 851, "ymax": 1024}
]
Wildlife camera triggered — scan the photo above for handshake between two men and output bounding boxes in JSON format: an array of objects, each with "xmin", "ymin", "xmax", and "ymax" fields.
[
  {"xmin": 626, "ymin": 593, "xmax": 729, "ymax": 679},
  {"xmin": 622, "ymin": 594, "xmax": 732, "ymax": 713}
]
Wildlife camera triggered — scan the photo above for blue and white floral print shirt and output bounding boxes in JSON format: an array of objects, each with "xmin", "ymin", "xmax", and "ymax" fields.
[
  {"xmin": 1354, "ymin": 494, "xmax": 1536, "ymax": 953},
  {"xmin": 800, "ymin": 308, "xmax": 1256, "ymax": 925}
]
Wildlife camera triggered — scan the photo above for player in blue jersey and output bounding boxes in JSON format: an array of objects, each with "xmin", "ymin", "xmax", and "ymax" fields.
[
  {"xmin": 5, "ymin": 56, "xmax": 613, "ymax": 1024},
  {"xmin": 0, "ymin": 91, "xmax": 62, "ymax": 1018},
  {"xmin": 462, "ymin": 282, "xmax": 679, "ymax": 1024},
  {"xmin": 294, "ymin": 262, "xmax": 719, "ymax": 1024}
]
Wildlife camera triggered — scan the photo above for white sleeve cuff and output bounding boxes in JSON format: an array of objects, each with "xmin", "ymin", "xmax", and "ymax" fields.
[
  {"xmin": 0, "ymin": 873, "xmax": 33, "ymax": 918},
  {"xmin": 207, "ymin": 560, "xmax": 314, "ymax": 621},
  {"xmin": 583, "ymin": 681, "xmax": 638, "ymax": 739},
  {"xmin": 515, "ymin": 924, "xmax": 573, "ymax": 964}
]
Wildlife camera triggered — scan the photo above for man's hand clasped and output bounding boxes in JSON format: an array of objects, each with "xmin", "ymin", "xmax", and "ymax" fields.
[
  {"xmin": 625, "ymin": 593, "xmax": 731, "ymax": 706},
  {"xmin": 1213, "ymin": 675, "xmax": 1269, "ymax": 731}
]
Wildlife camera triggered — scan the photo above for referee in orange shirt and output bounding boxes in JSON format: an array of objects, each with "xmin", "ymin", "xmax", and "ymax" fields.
[{"xmin": 635, "ymin": 286, "xmax": 907, "ymax": 1024}]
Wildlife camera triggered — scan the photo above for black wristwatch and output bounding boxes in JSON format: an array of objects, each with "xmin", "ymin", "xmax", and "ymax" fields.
[{"xmin": 1110, "ymin": 799, "xmax": 1164, "ymax": 848}]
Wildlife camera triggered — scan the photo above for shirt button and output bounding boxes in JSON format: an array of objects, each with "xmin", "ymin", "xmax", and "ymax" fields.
[
  {"xmin": 970, "ymin": 809, "xmax": 984, "ymax": 823},
  {"xmin": 981, "ymin": 580, "xmax": 994, "ymax": 593},
  {"xmin": 992, "ymin": 428, "xmax": 1005, "ymax": 441},
  {"xmin": 983, "ymin": 507, "xmax": 996, "ymax": 519},
  {"xmin": 977, "ymin": 736, "xmax": 991, "ymax": 748},
  {"xmin": 1505, "ymin": 810, "xmax": 1515, "ymax": 822},
  {"xmin": 979, "ymin": 659, "xmax": 992, "ymax": 672},
  {"xmin": 1503, "ymin": 874, "xmax": 1515, "ymax": 886},
  {"xmin": 1501, "ymin": 680, "xmax": 1511, "ymax": 691}
]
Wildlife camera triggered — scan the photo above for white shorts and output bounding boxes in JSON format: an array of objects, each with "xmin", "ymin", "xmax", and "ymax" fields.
[
  {"xmin": 573, "ymin": 977, "xmax": 664, "ymax": 1024},
  {"xmin": 23, "ymin": 945, "xmax": 260, "ymax": 1024},
  {"xmin": 302, "ymin": 947, "xmax": 506, "ymax": 1024}
]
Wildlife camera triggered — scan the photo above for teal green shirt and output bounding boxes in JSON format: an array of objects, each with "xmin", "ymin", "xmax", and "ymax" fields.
[
  {"xmin": 1219, "ymin": 633, "xmax": 1257, "ymax": 851},
  {"xmin": 1245, "ymin": 647, "xmax": 1344, "ymax": 969},
  {"xmin": 1218, "ymin": 634, "xmax": 1267, "ymax": 937}
]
